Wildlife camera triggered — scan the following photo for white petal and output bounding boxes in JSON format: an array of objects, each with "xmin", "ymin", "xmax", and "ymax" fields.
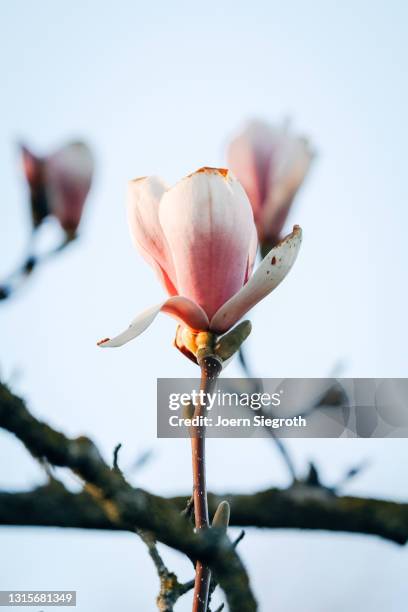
[
  {"xmin": 98, "ymin": 296, "xmax": 209, "ymax": 348},
  {"xmin": 245, "ymin": 223, "xmax": 259, "ymax": 281},
  {"xmin": 48, "ymin": 142, "xmax": 94, "ymax": 181},
  {"xmin": 210, "ymin": 226, "xmax": 302, "ymax": 333}
]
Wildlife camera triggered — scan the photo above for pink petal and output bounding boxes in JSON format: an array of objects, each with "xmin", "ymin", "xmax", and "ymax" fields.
[
  {"xmin": 21, "ymin": 145, "xmax": 43, "ymax": 186},
  {"xmin": 227, "ymin": 120, "xmax": 277, "ymax": 222},
  {"xmin": 228, "ymin": 120, "xmax": 314, "ymax": 242},
  {"xmin": 45, "ymin": 142, "xmax": 94, "ymax": 233},
  {"xmin": 20, "ymin": 144, "xmax": 48, "ymax": 228},
  {"xmin": 210, "ymin": 225, "xmax": 302, "ymax": 333},
  {"xmin": 97, "ymin": 296, "xmax": 209, "ymax": 348},
  {"xmin": 261, "ymin": 134, "xmax": 314, "ymax": 240},
  {"xmin": 127, "ymin": 177, "xmax": 178, "ymax": 295},
  {"xmin": 159, "ymin": 168, "xmax": 255, "ymax": 319}
]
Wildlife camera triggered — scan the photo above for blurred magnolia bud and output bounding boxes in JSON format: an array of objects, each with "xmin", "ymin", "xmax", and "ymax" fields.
[
  {"xmin": 215, "ymin": 320, "xmax": 252, "ymax": 361},
  {"xmin": 20, "ymin": 141, "xmax": 94, "ymax": 237},
  {"xmin": 227, "ymin": 119, "xmax": 314, "ymax": 248},
  {"xmin": 211, "ymin": 500, "xmax": 230, "ymax": 532},
  {"xmin": 21, "ymin": 146, "xmax": 48, "ymax": 228}
]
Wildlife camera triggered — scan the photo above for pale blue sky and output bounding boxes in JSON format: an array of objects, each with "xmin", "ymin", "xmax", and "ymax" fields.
[{"xmin": 1, "ymin": 1, "xmax": 408, "ymax": 610}]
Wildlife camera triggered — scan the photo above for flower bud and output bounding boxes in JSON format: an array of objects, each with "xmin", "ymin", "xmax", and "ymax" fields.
[
  {"xmin": 211, "ymin": 500, "xmax": 230, "ymax": 533},
  {"xmin": 214, "ymin": 320, "xmax": 252, "ymax": 361}
]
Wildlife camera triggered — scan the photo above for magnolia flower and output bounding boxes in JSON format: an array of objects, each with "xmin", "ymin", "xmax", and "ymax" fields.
[
  {"xmin": 21, "ymin": 141, "xmax": 94, "ymax": 237},
  {"xmin": 98, "ymin": 167, "xmax": 302, "ymax": 351},
  {"xmin": 227, "ymin": 120, "xmax": 314, "ymax": 246}
]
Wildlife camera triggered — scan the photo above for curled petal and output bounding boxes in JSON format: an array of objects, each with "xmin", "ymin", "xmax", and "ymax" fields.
[
  {"xmin": 210, "ymin": 226, "xmax": 302, "ymax": 333},
  {"xmin": 97, "ymin": 296, "xmax": 209, "ymax": 348},
  {"xmin": 127, "ymin": 177, "xmax": 178, "ymax": 295}
]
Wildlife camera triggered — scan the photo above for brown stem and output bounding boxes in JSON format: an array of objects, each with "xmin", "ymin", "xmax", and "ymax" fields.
[{"xmin": 191, "ymin": 355, "xmax": 222, "ymax": 612}]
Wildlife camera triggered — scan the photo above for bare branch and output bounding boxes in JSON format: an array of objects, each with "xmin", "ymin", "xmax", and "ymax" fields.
[
  {"xmin": 112, "ymin": 443, "xmax": 122, "ymax": 472},
  {"xmin": 136, "ymin": 529, "xmax": 194, "ymax": 611},
  {"xmin": 0, "ymin": 381, "xmax": 257, "ymax": 612},
  {"xmin": 233, "ymin": 530, "xmax": 246, "ymax": 548},
  {"xmin": 237, "ymin": 347, "xmax": 297, "ymax": 481},
  {"xmin": 2, "ymin": 378, "xmax": 408, "ymax": 612},
  {"xmin": 2, "ymin": 484, "xmax": 407, "ymax": 546}
]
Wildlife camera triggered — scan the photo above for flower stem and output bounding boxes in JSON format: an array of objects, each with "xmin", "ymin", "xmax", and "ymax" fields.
[{"xmin": 191, "ymin": 354, "xmax": 222, "ymax": 612}]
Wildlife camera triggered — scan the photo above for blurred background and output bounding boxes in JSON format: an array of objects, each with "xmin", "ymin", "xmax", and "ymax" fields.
[{"xmin": 1, "ymin": 1, "xmax": 407, "ymax": 610}]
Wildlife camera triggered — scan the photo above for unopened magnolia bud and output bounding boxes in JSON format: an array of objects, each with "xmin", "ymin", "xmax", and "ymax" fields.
[
  {"xmin": 214, "ymin": 320, "xmax": 252, "ymax": 361},
  {"xmin": 212, "ymin": 500, "xmax": 230, "ymax": 532}
]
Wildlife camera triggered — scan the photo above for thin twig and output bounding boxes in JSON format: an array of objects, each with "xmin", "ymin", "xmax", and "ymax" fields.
[
  {"xmin": 238, "ymin": 346, "xmax": 297, "ymax": 482},
  {"xmin": 233, "ymin": 530, "xmax": 246, "ymax": 548},
  {"xmin": 112, "ymin": 443, "xmax": 122, "ymax": 472},
  {"xmin": 181, "ymin": 496, "xmax": 195, "ymax": 522},
  {"xmin": 137, "ymin": 529, "xmax": 194, "ymax": 611},
  {"xmin": 0, "ymin": 237, "xmax": 74, "ymax": 302},
  {"xmin": 191, "ymin": 354, "xmax": 222, "ymax": 612}
]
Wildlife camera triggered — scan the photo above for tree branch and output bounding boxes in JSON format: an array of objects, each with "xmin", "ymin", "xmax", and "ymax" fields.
[
  {"xmin": 1, "ymin": 483, "xmax": 408, "ymax": 545},
  {"xmin": 0, "ymin": 381, "xmax": 256, "ymax": 612},
  {"xmin": 177, "ymin": 487, "xmax": 408, "ymax": 545},
  {"xmin": 2, "ymin": 379, "xmax": 408, "ymax": 612},
  {"xmin": 136, "ymin": 529, "xmax": 195, "ymax": 611}
]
